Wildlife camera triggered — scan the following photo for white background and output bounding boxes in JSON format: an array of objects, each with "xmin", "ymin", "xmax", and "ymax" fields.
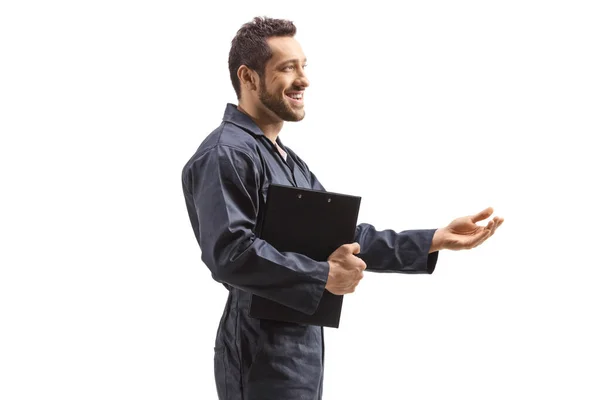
[{"xmin": 1, "ymin": 0, "xmax": 599, "ymax": 399}]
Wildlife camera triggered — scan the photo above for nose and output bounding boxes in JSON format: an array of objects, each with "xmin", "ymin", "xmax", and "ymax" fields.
[{"xmin": 296, "ymin": 69, "xmax": 310, "ymax": 89}]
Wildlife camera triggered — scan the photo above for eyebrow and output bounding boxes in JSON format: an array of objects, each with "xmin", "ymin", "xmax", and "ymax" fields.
[{"xmin": 275, "ymin": 58, "xmax": 308, "ymax": 68}]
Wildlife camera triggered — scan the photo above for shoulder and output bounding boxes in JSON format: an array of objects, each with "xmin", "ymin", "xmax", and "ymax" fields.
[
  {"xmin": 193, "ymin": 121, "xmax": 262, "ymax": 158},
  {"xmin": 182, "ymin": 122, "xmax": 264, "ymax": 183}
]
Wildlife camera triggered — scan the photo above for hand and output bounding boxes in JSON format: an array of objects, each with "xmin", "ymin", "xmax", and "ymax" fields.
[
  {"xmin": 431, "ymin": 207, "xmax": 504, "ymax": 251},
  {"xmin": 325, "ymin": 242, "xmax": 367, "ymax": 295}
]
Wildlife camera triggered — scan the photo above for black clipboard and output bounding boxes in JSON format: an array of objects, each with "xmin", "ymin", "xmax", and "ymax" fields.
[{"xmin": 249, "ymin": 184, "xmax": 361, "ymax": 328}]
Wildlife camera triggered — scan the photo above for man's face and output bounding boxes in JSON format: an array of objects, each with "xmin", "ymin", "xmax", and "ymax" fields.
[{"xmin": 257, "ymin": 36, "xmax": 310, "ymax": 122}]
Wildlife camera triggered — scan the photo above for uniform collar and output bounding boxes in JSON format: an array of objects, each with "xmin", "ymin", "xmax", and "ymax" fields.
[
  {"xmin": 222, "ymin": 103, "xmax": 266, "ymax": 137},
  {"xmin": 222, "ymin": 103, "xmax": 289, "ymax": 150}
]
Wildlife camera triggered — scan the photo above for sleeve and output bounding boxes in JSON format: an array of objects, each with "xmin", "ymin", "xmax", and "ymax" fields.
[
  {"xmin": 354, "ymin": 225, "xmax": 439, "ymax": 274},
  {"xmin": 182, "ymin": 145, "xmax": 329, "ymax": 315},
  {"xmin": 303, "ymin": 166, "xmax": 439, "ymax": 274}
]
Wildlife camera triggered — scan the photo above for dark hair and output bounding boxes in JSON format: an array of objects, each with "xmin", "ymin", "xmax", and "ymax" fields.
[{"xmin": 228, "ymin": 17, "xmax": 297, "ymax": 99}]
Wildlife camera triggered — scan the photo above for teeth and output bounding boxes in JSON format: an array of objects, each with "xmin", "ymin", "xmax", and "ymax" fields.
[{"xmin": 287, "ymin": 93, "xmax": 303, "ymax": 100}]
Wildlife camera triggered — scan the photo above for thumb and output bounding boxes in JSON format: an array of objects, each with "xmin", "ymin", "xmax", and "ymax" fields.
[
  {"xmin": 471, "ymin": 207, "xmax": 493, "ymax": 223},
  {"xmin": 348, "ymin": 242, "xmax": 361, "ymax": 255}
]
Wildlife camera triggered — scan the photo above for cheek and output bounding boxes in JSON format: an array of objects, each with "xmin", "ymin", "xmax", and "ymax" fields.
[{"xmin": 269, "ymin": 76, "xmax": 292, "ymax": 92}]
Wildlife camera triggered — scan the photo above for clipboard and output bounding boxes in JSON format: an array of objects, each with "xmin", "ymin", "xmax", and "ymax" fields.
[{"xmin": 249, "ymin": 184, "xmax": 361, "ymax": 328}]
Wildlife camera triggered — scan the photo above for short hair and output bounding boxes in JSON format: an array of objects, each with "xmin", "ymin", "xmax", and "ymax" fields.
[{"xmin": 228, "ymin": 17, "xmax": 297, "ymax": 99}]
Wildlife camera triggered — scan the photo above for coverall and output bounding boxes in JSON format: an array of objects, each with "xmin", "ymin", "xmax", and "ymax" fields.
[{"xmin": 181, "ymin": 104, "xmax": 439, "ymax": 399}]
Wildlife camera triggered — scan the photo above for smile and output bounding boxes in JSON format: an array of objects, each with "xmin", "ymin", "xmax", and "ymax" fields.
[{"xmin": 285, "ymin": 91, "xmax": 304, "ymax": 105}]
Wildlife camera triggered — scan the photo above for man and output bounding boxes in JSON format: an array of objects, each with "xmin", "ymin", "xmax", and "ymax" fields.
[{"xmin": 181, "ymin": 16, "xmax": 503, "ymax": 400}]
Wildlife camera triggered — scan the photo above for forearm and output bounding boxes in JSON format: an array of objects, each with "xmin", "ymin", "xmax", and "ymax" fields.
[
  {"xmin": 354, "ymin": 223, "xmax": 439, "ymax": 274},
  {"xmin": 189, "ymin": 145, "xmax": 330, "ymax": 314},
  {"xmin": 201, "ymin": 233, "xmax": 330, "ymax": 315}
]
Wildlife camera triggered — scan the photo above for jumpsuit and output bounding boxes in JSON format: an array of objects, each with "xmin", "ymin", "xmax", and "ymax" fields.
[{"xmin": 181, "ymin": 103, "xmax": 439, "ymax": 399}]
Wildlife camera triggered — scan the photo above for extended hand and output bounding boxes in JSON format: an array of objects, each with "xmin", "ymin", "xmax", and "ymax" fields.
[{"xmin": 431, "ymin": 207, "xmax": 504, "ymax": 251}]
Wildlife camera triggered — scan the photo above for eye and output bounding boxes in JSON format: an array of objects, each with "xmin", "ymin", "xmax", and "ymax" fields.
[{"xmin": 283, "ymin": 65, "xmax": 295, "ymax": 71}]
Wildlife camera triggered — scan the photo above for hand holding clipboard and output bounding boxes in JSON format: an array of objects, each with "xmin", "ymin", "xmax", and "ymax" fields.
[
  {"xmin": 324, "ymin": 242, "xmax": 366, "ymax": 295},
  {"xmin": 249, "ymin": 184, "xmax": 362, "ymax": 328}
]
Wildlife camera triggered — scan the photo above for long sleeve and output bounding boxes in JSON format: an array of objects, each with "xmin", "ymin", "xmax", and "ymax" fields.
[
  {"xmin": 182, "ymin": 145, "xmax": 329, "ymax": 315},
  {"xmin": 354, "ymin": 224, "xmax": 438, "ymax": 273},
  {"xmin": 302, "ymin": 163, "xmax": 438, "ymax": 274}
]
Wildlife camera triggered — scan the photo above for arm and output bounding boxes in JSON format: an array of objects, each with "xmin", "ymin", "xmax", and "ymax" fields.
[
  {"xmin": 299, "ymin": 159, "xmax": 503, "ymax": 274},
  {"xmin": 354, "ymin": 208, "xmax": 505, "ymax": 271},
  {"xmin": 182, "ymin": 145, "xmax": 329, "ymax": 315},
  {"xmin": 303, "ymin": 166, "xmax": 438, "ymax": 274},
  {"xmin": 353, "ymin": 208, "xmax": 506, "ymax": 272},
  {"xmin": 354, "ymin": 224, "xmax": 438, "ymax": 274}
]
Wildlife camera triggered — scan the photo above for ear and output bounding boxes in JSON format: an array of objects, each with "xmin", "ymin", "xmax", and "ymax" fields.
[{"xmin": 237, "ymin": 65, "xmax": 258, "ymax": 92}]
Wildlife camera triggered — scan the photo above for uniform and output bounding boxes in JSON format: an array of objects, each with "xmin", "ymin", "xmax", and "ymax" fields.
[{"xmin": 181, "ymin": 104, "xmax": 439, "ymax": 399}]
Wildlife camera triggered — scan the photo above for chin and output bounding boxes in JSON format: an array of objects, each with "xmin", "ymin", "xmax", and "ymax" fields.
[
  {"xmin": 284, "ymin": 111, "xmax": 305, "ymax": 122},
  {"xmin": 288, "ymin": 105, "xmax": 306, "ymax": 121},
  {"xmin": 275, "ymin": 104, "xmax": 304, "ymax": 122}
]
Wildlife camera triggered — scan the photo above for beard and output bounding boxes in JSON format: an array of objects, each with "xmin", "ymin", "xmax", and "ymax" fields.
[{"xmin": 258, "ymin": 80, "xmax": 305, "ymax": 122}]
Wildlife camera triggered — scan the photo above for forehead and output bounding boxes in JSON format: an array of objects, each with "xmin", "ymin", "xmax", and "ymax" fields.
[{"xmin": 266, "ymin": 36, "xmax": 306, "ymax": 65}]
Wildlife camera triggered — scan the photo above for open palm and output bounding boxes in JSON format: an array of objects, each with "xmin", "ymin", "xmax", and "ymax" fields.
[{"xmin": 443, "ymin": 207, "xmax": 504, "ymax": 250}]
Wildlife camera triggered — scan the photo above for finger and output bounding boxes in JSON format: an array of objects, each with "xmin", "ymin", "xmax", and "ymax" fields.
[
  {"xmin": 478, "ymin": 217, "xmax": 503, "ymax": 245},
  {"xmin": 496, "ymin": 217, "xmax": 504, "ymax": 230},
  {"xmin": 349, "ymin": 283, "xmax": 358, "ymax": 293},
  {"xmin": 489, "ymin": 217, "xmax": 501, "ymax": 235},
  {"xmin": 469, "ymin": 229, "xmax": 492, "ymax": 248},
  {"xmin": 348, "ymin": 242, "xmax": 361, "ymax": 255},
  {"xmin": 470, "ymin": 233, "xmax": 491, "ymax": 249},
  {"xmin": 471, "ymin": 207, "xmax": 494, "ymax": 223},
  {"xmin": 490, "ymin": 216, "xmax": 505, "ymax": 234},
  {"xmin": 480, "ymin": 220, "xmax": 495, "ymax": 238},
  {"xmin": 490, "ymin": 219, "xmax": 504, "ymax": 238},
  {"xmin": 358, "ymin": 260, "xmax": 367, "ymax": 271}
]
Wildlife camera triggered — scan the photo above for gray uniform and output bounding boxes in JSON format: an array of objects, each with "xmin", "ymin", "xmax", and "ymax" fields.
[{"xmin": 181, "ymin": 104, "xmax": 439, "ymax": 399}]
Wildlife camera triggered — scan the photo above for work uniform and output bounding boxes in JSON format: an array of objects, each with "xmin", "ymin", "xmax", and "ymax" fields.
[{"xmin": 181, "ymin": 104, "xmax": 439, "ymax": 400}]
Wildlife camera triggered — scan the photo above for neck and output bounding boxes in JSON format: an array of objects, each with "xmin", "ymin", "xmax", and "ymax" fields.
[{"xmin": 237, "ymin": 101, "xmax": 283, "ymax": 145}]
